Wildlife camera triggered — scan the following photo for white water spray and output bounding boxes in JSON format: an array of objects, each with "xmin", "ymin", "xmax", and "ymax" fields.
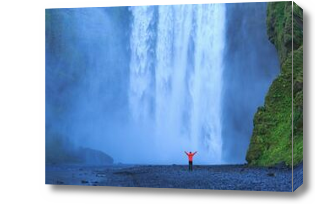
[{"xmin": 129, "ymin": 4, "xmax": 226, "ymax": 164}]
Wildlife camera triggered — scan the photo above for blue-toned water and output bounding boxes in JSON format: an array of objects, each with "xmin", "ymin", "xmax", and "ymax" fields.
[{"xmin": 46, "ymin": 3, "xmax": 279, "ymax": 165}]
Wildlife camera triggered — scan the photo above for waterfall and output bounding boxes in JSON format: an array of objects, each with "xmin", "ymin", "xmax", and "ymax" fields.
[
  {"xmin": 129, "ymin": 4, "xmax": 226, "ymax": 164},
  {"xmin": 46, "ymin": 3, "xmax": 279, "ymax": 165}
]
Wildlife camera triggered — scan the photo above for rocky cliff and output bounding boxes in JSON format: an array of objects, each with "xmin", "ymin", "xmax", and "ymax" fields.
[{"xmin": 246, "ymin": 1, "xmax": 303, "ymax": 167}]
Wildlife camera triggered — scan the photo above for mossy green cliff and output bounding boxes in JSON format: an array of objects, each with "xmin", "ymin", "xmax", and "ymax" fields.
[{"xmin": 246, "ymin": 1, "xmax": 303, "ymax": 167}]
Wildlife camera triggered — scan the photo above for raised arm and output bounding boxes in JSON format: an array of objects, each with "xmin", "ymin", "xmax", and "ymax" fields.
[
  {"xmin": 185, "ymin": 151, "xmax": 188, "ymax": 155},
  {"xmin": 193, "ymin": 151, "xmax": 197, "ymax": 155}
]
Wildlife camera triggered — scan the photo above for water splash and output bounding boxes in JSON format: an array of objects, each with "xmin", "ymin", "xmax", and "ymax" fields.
[{"xmin": 129, "ymin": 4, "xmax": 226, "ymax": 164}]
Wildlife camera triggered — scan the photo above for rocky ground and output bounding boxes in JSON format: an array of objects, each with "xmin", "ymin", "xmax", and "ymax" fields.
[
  {"xmin": 293, "ymin": 163, "xmax": 303, "ymax": 191},
  {"xmin": 46, "ymin": 163, "xmax": 303, "ymax": 192}
]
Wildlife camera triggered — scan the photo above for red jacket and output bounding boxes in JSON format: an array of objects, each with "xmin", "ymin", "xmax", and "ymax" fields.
[{"xmin": 185, "ymin": 151, "xmax": 197, "ymax": 162}]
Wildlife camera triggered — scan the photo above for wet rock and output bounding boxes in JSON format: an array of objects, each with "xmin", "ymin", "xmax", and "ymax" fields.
[
  {"xmin": 56, "ymin": 180, "xmax": 64, "ymax": 184},
  {"xmin": 81, "ymin": 180, "xmax": 89, "ymax": 184}
]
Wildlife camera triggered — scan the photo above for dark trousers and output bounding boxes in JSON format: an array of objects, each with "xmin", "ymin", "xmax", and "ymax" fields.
[{"xmin": 189, "ymin": 161, "xmax": 193, "ymax": 171}]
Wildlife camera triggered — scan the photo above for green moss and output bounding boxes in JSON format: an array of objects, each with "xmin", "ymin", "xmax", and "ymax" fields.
[
  {"xmin": 246, "ymin": 53, "xmax": 292, "ymax": 166},
  {"xmin": 293, "ymin": 46, "xmax": 303, "ymax": 166},
  {"xmin": 293, "ymin": 134, "xmax": 303, "ymax": 166},
  {"xmin": 246, "ymin": 2, "xmax": 303, "ymax": 167},
  {"xmin": 266, "ymin": 1, "xmax": 292, "ymax": 64}
]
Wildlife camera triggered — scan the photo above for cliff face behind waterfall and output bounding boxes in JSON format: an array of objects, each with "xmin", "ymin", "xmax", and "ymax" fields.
[
  {"xmin": 222, "ymin": 3, "xmax": 279, "ymax": 164},
  {"xmin": 45, "ymin": 7, "xmax": 131, "ymax": 164},
  {"xmin": 246, "ymin": 2, "xmax": 303, "ymax": 167}
]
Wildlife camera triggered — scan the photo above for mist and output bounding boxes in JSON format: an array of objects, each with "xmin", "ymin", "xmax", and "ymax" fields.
[
  {"xmin": 46, "ymin": 3, "xmax": 279, "ymax": 165},
  {"xmin": 221, "ymin": 3, "xmax": 279, "ymax": 163}
]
